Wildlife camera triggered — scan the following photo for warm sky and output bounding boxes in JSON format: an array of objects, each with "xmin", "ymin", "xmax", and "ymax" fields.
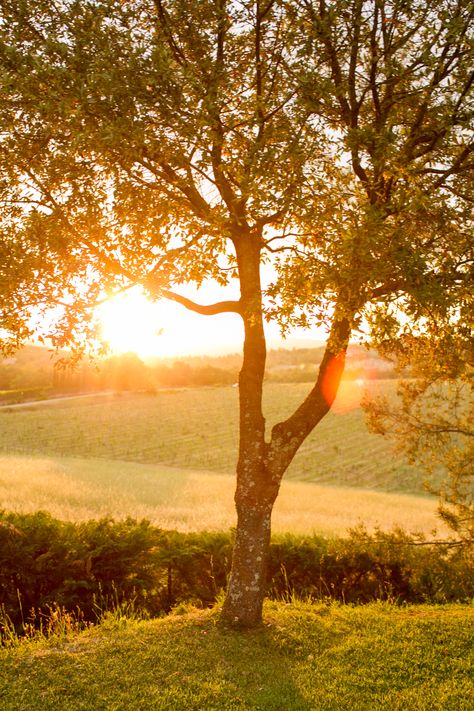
[{"xmin": 97, "ymin": 284, "xmax": 324, "ymax": 359}]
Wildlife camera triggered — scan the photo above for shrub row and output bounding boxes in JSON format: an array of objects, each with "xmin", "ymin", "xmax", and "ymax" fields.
[{"xmin": 1, "ymin": 511, "xmax": 472, "ymax": 638}]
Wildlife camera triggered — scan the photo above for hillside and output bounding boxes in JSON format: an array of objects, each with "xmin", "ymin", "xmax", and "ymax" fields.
[
  {"xmin": 0, "ymin": 454, "xmax": 446, "ymax": 536},
  {"xmin": 0, "ymin": 383, "xmax": 428, "ymax": 495},
  {"xmin": 1, "ymin": 603, "xmax": 473, "ymax": 710}
]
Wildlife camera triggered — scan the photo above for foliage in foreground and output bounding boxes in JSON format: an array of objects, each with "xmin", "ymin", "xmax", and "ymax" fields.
[
  {"xmin": 1, "ymin": 602, "xmax": 473, "ymax": 710},
  {"xmin": 1, "ymin": 511, "xmax": 472, "ymax": 643},
  {"xmin": 366, "ymin": 334, "xmax": 474, "ymax": 543}
]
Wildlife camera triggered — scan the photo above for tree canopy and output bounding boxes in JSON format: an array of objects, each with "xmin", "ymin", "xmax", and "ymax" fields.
[{"xmin": 1, "ymin": 0, "xmax": 473, "ymax": 625}]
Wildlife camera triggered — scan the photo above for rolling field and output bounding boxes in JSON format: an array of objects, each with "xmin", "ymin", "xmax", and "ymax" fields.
[
  {"xmin": 0, "ymin": 454, "xmax": 447, "ymax": 535},
  {"xmin": 0, "ymin": 381, "xmax": 425, "ymax": 493},
  {"xmin": 0, "ymin": 381, "xmax": 446, "ymax": 536}
]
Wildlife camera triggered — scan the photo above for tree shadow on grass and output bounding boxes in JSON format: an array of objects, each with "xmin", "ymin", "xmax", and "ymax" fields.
[{"xmin": 2, "ymin": 610, "xmax": 322, "ymax": 710}]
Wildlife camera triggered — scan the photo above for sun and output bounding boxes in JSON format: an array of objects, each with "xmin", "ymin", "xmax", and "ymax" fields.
[
  {"xmin": 96, "ymin": 284, "xmax": 326, "ymax": 360},
  {"xmin": 97, "ymin": 289, "xmax": 163, "ymax": 357},
  {"xmin": 96, "ymin": 286, "xmax": 243, "ymax": 359}
]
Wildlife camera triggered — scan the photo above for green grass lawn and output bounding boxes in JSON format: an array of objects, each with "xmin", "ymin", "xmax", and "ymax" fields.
[
  {"xmin": 0, "ymin": 382, "xmax": 426, "ymax": 494},
  {"xmin": 1, "ymin": 602, "xmax": 473, "ymax": 710}
]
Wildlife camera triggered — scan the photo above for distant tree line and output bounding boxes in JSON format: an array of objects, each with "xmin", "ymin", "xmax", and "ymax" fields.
[{"xmin": 0, "ymin": 345, "xmax": 396, "ymax": 401}]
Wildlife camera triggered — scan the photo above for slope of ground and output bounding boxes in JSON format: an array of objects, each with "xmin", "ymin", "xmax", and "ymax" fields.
[
  {"xmin": 0, "ymin": 383, "xmax": 426, "ymax": 494},
  {"xmin": 1, "ymin": 603, "xmax": 473, "ymax": 710}
]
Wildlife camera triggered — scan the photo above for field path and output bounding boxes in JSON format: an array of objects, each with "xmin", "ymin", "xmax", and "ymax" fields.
[{"xmin": 0, "ymin": 391, "xmax": 116, "ymax": 409}]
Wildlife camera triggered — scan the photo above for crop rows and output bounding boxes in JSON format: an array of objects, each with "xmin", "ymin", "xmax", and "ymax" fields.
[{"xmin": 0, "ymin": 383, "xmax": 428, "ymax": 494}]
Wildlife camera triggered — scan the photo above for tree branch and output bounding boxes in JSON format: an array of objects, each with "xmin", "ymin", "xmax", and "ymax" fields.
[
  {"xmin": 152, "ymin": 0, "xmax": 188, "ymax": 66},
  {"xmin": 139, "ymin": 155, "xmax": 213, "ymax": 221},
  {"xmin": 154, "ymin": 287, "xmax": 242, "ymax": 316},
  {"xmin": 19, "ymin": 165, "xmax": 137, "ymax": 283},
  {"xmin": 266, "ymin": 305, "xmax": 353, "ymax": 480}
]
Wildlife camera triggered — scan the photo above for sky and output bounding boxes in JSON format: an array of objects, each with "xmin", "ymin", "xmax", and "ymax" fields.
[{"xmin": 97, "ymin": 283, "xmax": 325, "ymax": 359}]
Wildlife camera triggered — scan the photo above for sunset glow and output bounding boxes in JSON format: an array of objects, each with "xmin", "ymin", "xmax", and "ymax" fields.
[
  {"xmin": 96, "ymin": 283, "xmax": 327, "ymax": 360},
  {"xmin": 96, "ymin": 287, "xmax": 244, "ymax": 359}
]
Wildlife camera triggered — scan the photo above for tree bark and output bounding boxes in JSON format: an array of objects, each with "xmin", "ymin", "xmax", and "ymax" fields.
[
  {"xmin": 221, "ymin": 267, "xmax": 354, "ymax": 625},
  {"xmin": 221, "ymin": 500, "xmax": 275, "ymax": 626},
  {"xmin": 221, "ymin": 230, "xmax": 280, "ymax": 626}
]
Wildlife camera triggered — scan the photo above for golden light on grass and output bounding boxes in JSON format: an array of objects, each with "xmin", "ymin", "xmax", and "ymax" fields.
[{"xmin": 0, "ymin": 454, "xmax": 448, "ymax": 537}]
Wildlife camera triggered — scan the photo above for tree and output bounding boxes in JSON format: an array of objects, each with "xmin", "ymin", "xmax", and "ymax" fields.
[
  {"xmin": 364, "ymin": 333, "xmax": 473, "ymax": 545},
  {"xmin": 0, "ymin": 0, "xmax": 472, "ymax": 626}
]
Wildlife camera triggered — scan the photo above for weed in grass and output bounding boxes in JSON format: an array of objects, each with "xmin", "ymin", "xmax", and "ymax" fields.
[
  {"xmin": 92, "ymin": 582, "xmax": 151, "ymax": 627},
  {"xmin": 0, "ymin": 602, "xmax": 93, "ymax": 648}
]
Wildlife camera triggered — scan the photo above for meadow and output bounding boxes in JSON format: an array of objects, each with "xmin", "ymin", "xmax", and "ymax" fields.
[
  {"xmin": 0, "ymin": 381, "xmax": 424, "ymax": 492},
  {"xmin": 0, "ymin": 381, "xmax": 448, "ymax": 536},
  {"xmin": 0, "ymin": 454, "xmax": 446, "ymax": 536},
  {"xmin": 1, "ymin": 602, "xmax": 473, "ymax": 710}
]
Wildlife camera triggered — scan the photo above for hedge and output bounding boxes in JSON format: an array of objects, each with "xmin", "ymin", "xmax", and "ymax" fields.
[{"xmin": 1, "ymin": 511, "xmax": 472, "ymax": 639}]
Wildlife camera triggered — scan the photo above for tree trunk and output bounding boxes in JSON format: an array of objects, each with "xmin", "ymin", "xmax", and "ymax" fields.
[
  {"xmin": 221, "ymin": 230, "xmax": 279, "ymax": 626},
  {"xmin": 221, "ymin": 233, "xmax": 354, "ymax": 627},
  {"xmin": 221, "ymin": 498, "xmax": 275, "ymax": 626}
]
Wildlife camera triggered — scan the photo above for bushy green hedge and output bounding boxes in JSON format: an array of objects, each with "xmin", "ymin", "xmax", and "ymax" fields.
[
  {"xmin": 0, "ymin": 512, "xmax": 232, "ymax": 630},
  {"xmin": 268, "ymin": 528, "xmax": 473, "ymax": 604},
  {"xmin": 1, "ymin": 511, "xmax": 472, "ymax": 639}
]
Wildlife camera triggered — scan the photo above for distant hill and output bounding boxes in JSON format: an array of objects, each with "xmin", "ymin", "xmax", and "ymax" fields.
[
  {"xmin": 0, "ymin": 342, "xmax": 395, "ymax": 402},
  {"xmin": 0, "ymin": 345, "xmax": 56, "ymax": 396}
]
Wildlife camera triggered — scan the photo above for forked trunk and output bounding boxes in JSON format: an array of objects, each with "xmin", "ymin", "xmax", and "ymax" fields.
[
  {"xmin": 220, "ymin": 231, "xmax": 273, "ymax": 626},
  {"xmin": 221, "ymin": 232, "xmax": 353, "ymax": 627}
]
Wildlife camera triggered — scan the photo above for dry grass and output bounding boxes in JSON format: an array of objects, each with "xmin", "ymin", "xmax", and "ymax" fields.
[{"xmin": 0, "ymin": 454, "xmax": 447, "ymax": 536}]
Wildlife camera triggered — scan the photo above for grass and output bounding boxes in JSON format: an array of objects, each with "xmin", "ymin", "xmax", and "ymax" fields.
[
  {"xmin": 0, "ymin": 382, "xmax": 426, "ymax": 494},
  {"xmin": 1, "ymin": 601, "xmax": 473, "ymax": 710},
  {"xmin": 0, "ymin": 453, "xmax": 447, "ymax": 536},
  {"xmin": 0, "ymin": 382, "xmax": 447, "ymax": 535}
]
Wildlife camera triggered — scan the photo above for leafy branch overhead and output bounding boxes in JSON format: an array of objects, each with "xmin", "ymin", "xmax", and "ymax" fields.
[{"xmin": 1, "ymin": 1, "xmax": 471, "ymax": 344}]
